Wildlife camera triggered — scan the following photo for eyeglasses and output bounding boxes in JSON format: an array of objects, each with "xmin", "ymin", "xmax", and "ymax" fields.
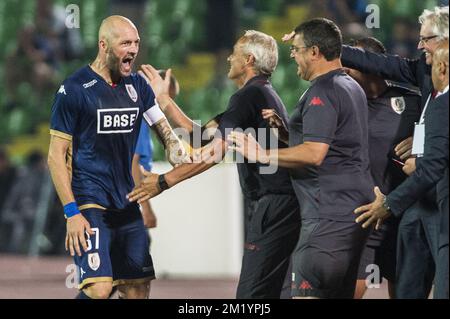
[
  {"xmin": 419, "ymin": 35, "xmax": 438, "ymax": 45},
  {"xmin": 290, "ymin": 45, "xmax": 310, "ymax": 53}
]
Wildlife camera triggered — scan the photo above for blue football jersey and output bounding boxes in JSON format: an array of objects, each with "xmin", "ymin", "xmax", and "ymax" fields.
[{"xmin": 50, "ymin": 65, "xmax": 157, "ymax": 210}]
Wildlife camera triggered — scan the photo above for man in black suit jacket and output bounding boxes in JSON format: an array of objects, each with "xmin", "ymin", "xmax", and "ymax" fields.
[
  {"xmin": 355, "ymin": 41, "xmax": 449, "ymax": 299},
  {"xmin": 343, "ymin": 6, "xmax": 448, "ymax": 298},
  {"xmin": 428, "ymin": 41, "xmax": 448, "ymax": 299}
]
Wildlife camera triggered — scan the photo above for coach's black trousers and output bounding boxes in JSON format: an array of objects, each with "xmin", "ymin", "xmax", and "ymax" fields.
[
  {"xmin": 236, "ymin": 194, "xmax": 300, "ymax": 299},
  {"xmin": 434, "ymin": 195, "xmax": 449, "ymax": 299},
  {"xmin": 395, "ymin": 198, "xmax": 440, "ymax": 299}
]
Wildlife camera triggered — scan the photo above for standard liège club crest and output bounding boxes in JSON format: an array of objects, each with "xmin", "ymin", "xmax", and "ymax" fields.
[
  {"xmin": 88, "ymin": 252, "xmax": 101, "ymax": 271},
  {"xmin": 390, "ymin": 97, "xmax": 406, "ymax": 114},
  {"xmin": 126, "ymin": 84, "xmax": 138, "ymax": 102}
]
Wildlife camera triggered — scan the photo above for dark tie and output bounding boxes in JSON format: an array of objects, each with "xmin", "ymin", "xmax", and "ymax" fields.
[{"xmin": 432, "ymin": 90, "xmax": 438, "ymax": 99}]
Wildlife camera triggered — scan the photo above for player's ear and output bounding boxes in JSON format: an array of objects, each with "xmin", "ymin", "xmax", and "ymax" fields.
[
  {"xmin": 310, "ymin": 46, "xmax": 320, "ymax": 60},
  {"xmin": 99, "ymin": 39, "xmax": 108, "ymax": 53},
  {"xmin": 439, "ymin": 61, "xmax": 447, "ymax": 76},
  {"xmin": 246, "ymin": 54, "xmax": 256, "ymax": 66}
]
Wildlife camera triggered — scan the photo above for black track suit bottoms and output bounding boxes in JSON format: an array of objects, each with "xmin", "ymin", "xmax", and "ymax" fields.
[{"xmin": 236, "ymin": 194, "xmax": 300, "ymax": 299}]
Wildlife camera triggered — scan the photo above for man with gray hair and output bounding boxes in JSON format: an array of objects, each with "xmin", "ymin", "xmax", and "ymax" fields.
[
  {"xmin": 129, "ymin": 30, "xmax": 301, "ymax": 298},
  {"xmin": 341, "ymin": 6, "xmax": 448, "ymax": 298},
  {"xmin": 355, "ymin": 40, "xmax": 449, "ymax": 299}
]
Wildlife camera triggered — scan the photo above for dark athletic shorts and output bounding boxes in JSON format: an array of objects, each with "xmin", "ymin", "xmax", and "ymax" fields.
[
  {"xmin": 74, "ymin": 206, "xmax": 155, "ymax": 290},
  {"xmin": 291, "ymin": 218, "xmax": 369, "ymax": 299}
]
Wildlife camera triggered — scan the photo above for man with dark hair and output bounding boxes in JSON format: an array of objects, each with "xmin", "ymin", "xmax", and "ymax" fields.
[
  {"xmin": 293, "ymin": 18, "xmax": 343, "ymax": 61},
  {"xmin": 345, "ymin": 37, "xmax": 422, "ymax": 299},
  {"xmin": 230, "ymin": 18, "xmax": 374, "ymax": 299}
]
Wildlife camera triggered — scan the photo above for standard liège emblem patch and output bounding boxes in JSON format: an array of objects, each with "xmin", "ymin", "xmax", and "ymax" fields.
[
  {"xmin": 126, "ymin": 84, "xmax": 138, "ymax": 102},
  {"xmin": 390, "ymin": 97, "xmax": 406, "ymax": 114},
  {"xmin": 88, "ymin": 252, "xmax": 101, "ymax": 271}
]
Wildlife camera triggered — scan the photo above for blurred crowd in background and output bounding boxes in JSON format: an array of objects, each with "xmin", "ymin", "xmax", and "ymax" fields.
[{"xmin": 0, "ymin": 0, "xmax": 448, "ymax": 255}]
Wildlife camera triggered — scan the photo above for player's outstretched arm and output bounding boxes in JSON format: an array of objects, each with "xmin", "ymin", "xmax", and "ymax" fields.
[
  {"xmin": 152, "ymin": 118, "xmax": 192, "ymax": 166},
  {"xmin": 128, "ymin": 138, "xmax": 227, "ymax": 203},
  {"xmin": 48, "ymin": 135, "xmax": 93, "ymax": 257},
  {"xmin": 140, "ymin": 65, "xmax": 225, "ymax": 149},
  {"xmin": 139, "ymin": 65, "xmax": 198, "ymax": 133}
]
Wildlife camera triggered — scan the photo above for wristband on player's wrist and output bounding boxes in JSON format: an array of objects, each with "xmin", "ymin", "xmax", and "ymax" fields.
[
  {"xmin": 64, "ymin": 202, "xmax": 80, "ymax": 218},
  {"xmin": 158, "ymin": 174, "xmax": 170, "ymax": 191}
]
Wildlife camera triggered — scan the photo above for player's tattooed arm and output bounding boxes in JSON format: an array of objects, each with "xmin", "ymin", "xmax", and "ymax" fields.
[
  {"xmin": 152, "ymin": 118, "xmax": 192, "ymax": 167},
  {"xmin": 139, "ymin": 65, "xmax": 223, "ymax": 149}
]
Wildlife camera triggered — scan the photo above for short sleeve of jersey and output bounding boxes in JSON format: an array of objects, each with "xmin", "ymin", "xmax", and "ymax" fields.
[
  {"xmin": 302, "ymin": 92, "xmax": 337, "ymax": 144},
  {"xmin": 50, "ymin": 83, "xmax": 80, "ymax": 140},
  {"xmin": 217, "ymin": 93, "xmax": 257, "ymax": 140},
  {"xmin": 137, "ymin": 74, "xmax": 156, "ymax": 112}
]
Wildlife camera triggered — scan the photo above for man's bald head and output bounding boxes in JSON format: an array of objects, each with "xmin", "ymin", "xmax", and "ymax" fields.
[
  {"xmin": 99, "ymin": 15, "xmax": 138, "ymax": 45},
  {"xmin": 432, "ymin": 40, "xmax": 449, "ymax": 91},
  {"xmin": 93, "ymin": 15, "xmax": 140, "ymax": 80}
]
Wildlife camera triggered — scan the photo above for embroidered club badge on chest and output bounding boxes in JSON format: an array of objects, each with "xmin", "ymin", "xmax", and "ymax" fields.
[
  {"xmin": 390, "ymin": 97, "xmax": 406, "ymax": 114},
  {"xmin": 126, "ymin": 84, "xmax": 138, "ymax": 102}
]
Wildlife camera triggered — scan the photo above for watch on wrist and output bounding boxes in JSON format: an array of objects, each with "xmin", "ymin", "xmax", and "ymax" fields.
[
  {"xmin": 158, "ymin": 174, "xmax": 170, "ymax": 191},
  {"xmin": 382, "ymin": 196, "xmax": 391, "ymax": 212}
]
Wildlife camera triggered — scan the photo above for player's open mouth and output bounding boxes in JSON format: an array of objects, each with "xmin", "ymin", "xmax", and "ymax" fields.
[{"xmin": 122, "ymin": 57, "xmax": 134, "ymax": 72}]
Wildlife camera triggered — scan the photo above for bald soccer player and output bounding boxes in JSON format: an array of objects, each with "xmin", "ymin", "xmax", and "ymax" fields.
[{"xmin": 47, "ymin": 16, "xmax": 188, "ymax": 299}]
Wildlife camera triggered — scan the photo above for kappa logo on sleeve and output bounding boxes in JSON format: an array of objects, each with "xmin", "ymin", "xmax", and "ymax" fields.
[
  {"xmin": 309, "ymin": 97, "xmax": 325, "ymax": 106},
  {"xmin": 97, "ymin": 108, "xmax": 139, "ymax": 134},
  {"xmin": 299, "ymin": 280, "xmax": 313, "ymax": 290},
  {"xmin": 58, "ymin": 85, "xmax": 67, "ymax": 95}
]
